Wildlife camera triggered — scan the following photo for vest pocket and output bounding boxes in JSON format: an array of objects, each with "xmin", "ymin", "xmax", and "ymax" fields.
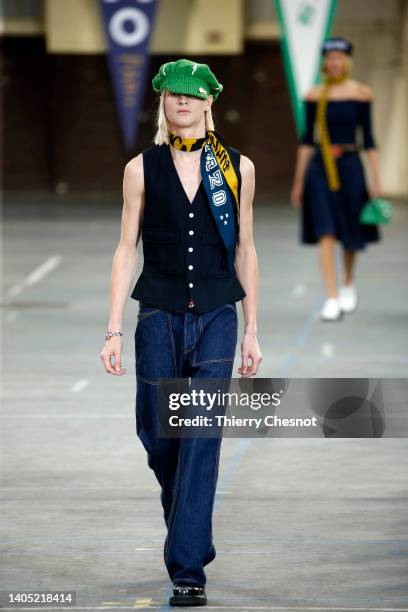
[
  {"xmin": 142, "ymin": 229, "xmax": 180, "ymax": 244},
  {"xmin": 142, "ymin": 229, "xmax": 181, "ymax": 276},
  {"xmin": 201, "ymin": 231, "xmax": 222, "ymax": 245},
  {"xmin": 201, "ymin": 231, "xmax": 228, "ymax": 276}
]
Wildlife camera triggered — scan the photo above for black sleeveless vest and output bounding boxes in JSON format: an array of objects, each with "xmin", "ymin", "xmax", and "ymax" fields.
[{"xmin": 130, "ymin": 142, "xmax": 246, "ymax": 313}]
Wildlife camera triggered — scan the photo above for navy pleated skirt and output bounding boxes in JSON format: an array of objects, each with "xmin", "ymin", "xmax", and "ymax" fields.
[{"xmin": 301, "ymin": 150, "xmax": 381, "ymax": 250}]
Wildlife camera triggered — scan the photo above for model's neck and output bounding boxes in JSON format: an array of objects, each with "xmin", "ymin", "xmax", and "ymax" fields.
[
  {"xmin": 325, "ymin": 73, "xmax": 348, "ymax": 84},
  {"xmin": 167, "ymin": 125, "xmax": 206, "ymax": 140}
]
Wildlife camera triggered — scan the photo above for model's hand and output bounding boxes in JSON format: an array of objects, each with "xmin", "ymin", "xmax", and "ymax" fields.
[
  {"xmin": 238, "ymin": 331, "xmax": 262, "ymax": 377},
  {"xmin": 290, "ymin": 183, "xmax": 303, "ymax": 208},
  {"xmin": 100, "ymin": 337, "xmax": 126, "ymax": 375}
]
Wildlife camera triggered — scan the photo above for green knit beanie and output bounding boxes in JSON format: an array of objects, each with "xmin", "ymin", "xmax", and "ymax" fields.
[{"xmin": 152, "ymin": 58, "xmax": 223, "ymax": 101}]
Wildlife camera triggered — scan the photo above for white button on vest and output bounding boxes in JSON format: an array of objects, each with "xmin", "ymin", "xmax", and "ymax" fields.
[
  {"xmin": 189, "ymin": 282, "xmax": 194, "ymax": 288},
  {"xmin": 189, "ymin": 212, "xmax": 194, "ymax": 218},
  {"xmin": 189, "ymin": 230, "xmax": 194, "ymax": 235},
  {"xmin": 188, "ymin": 247, "xmax": 193, "ymax": 252},
  {"xmin": 188, "ymin": 265, "xmax": 193, "ymax": 270}
]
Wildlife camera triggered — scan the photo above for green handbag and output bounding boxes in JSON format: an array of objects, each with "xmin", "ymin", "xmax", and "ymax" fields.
[{"xmin": 359, "ymin": 197, "xmax": 393, "ymax": 225}]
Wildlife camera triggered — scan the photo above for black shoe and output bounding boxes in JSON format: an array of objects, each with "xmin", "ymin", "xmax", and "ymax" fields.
[{"xmin": 169, "ymin": 583, "xmax": 207, "ymax": 606}]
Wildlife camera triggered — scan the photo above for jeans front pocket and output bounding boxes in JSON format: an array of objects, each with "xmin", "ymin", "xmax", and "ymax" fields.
[
  {"xmin": 137, "ymin": 303, "xmax": 162, "ymax": 321},
  {"xmin": 135, "ymin": 309, "xmax": 177, "ymax": 382},
  {"xmin": 193, "ymin": 303, "xmax": 238, "ymax": 366}
]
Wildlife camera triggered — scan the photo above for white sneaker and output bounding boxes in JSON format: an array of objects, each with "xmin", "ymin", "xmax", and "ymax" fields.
[
  {"xmin": 320, "ymin": 297, "xmax": 342, "ymax": 321},
  {"xmin": 338, "ymin": 284, "xmax": 357, "ymax": 313}
]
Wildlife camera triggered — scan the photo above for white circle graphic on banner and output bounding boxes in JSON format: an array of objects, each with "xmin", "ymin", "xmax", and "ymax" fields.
[{"xmin": 109, "ymin": 8, "xmax": 149, "ymax": 47}]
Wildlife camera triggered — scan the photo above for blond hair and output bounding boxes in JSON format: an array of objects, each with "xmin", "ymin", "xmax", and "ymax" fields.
[{"xmin": 153, "ymin": 90, "xmax": 215, "ymax": 145}]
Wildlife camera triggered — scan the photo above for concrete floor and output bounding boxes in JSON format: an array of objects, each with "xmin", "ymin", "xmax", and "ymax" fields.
[{"xmin": 1, "ymin": 198, "xmax": 408, "ymax": 610}]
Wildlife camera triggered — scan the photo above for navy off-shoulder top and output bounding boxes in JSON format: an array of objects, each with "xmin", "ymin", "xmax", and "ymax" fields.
[{"xmin": 299, "ymin": 99, "xmax": 376, "ymax": 149}]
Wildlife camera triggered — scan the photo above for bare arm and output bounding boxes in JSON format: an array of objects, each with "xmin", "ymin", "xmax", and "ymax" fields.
[
  {"xmin": 365, "ymin": 148, "xmax": 382, "ymax": 197},
  {"xmin": 234, "ymin": 155, "xmax": 262, "ymax": 377},
  {"xmin": 290, "ymin": 145, "xmax": 315, "ymax": 207},
  {"xmin": 358, "ymin": 84, "xmax": 383, "ymax": 197},
  {"xmin": 290, "ymin": 90, "xmax": 319, "ymax": 207},
  {"xmin": 100, "ymin": 153, "xmax": 145, "ymax": 375}
]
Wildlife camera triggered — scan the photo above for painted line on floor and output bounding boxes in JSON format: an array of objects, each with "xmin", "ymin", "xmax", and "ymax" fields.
[
  {"xmin": 4, "ymin": 255, "xmax": 62, "ymax": 298},
  {"xmin": 292, "ymin": 283, "xmax": 306, "ymax": 297},
  {"xmin": 321, "ymin": 342, "xmax": 334, "ymax": 358},
  {"xmin": 71, "ymin": 379, "xmax": 90, "ymax": 393}
]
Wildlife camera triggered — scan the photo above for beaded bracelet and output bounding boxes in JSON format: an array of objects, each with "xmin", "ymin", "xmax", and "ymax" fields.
[{"xmin": 105, "ymin": 329, "xmax": 123, "ymax": 341}]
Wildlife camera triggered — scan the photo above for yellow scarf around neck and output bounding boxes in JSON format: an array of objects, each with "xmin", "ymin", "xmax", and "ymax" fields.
[
  {"xmin": 316, "ymin": 73, "xmax": 348, "ymax": 191},
  {"xmin": 168, "ymin": 129, "xmax": 240, "ymax": 216}
]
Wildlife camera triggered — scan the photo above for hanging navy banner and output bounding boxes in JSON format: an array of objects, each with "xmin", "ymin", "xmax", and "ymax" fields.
[{"xmin": 99, "ymin": 0, "xmax": 157, "ymax": 151}]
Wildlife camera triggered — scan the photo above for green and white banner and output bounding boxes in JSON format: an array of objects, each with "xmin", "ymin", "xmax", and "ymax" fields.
[{"xmin": 275, "ymin": 0, "xmax": 338, "ymax": 136}]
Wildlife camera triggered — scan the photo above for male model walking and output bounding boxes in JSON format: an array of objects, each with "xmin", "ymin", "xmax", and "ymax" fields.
[{"xmin": 101, "ymin": 59, "xmax": 261, "ymax": 606}]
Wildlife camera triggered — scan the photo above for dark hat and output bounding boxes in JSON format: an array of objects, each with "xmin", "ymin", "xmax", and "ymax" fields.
[
  {"xmin": 321, "ymin": 37, "xmax": 353, "ymax": 55},
  {"xmin": 152, "ymin": 58, "xmax": 223, "ymax": 101}
]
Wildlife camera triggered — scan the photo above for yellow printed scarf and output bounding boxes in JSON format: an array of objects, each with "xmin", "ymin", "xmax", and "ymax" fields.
[
  {"xmin": 168, "ymin": 129, "xmax": 240, "ymax": 217},
  {"xmin": 316, "ymin": 74, "xmax": 348, "ymax": 191}
]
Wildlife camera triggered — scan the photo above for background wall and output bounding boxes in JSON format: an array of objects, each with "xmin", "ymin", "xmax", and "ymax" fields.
[
  {"xmin": 1, "ymin": 0, "xmax": 407, "ymax": 198},
  {"xmin": 333, "ymin": 0, "xmax": 408, "ymax": 197},
  {"xmin": 0, "ymin": 36, "xmax": 295, "ymax": 195}
]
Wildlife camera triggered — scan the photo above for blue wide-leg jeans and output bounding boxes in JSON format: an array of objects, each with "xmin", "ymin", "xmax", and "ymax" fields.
[{"xmin": 134, "ymin": 301, "xmax": 238, "ymax": 587}]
